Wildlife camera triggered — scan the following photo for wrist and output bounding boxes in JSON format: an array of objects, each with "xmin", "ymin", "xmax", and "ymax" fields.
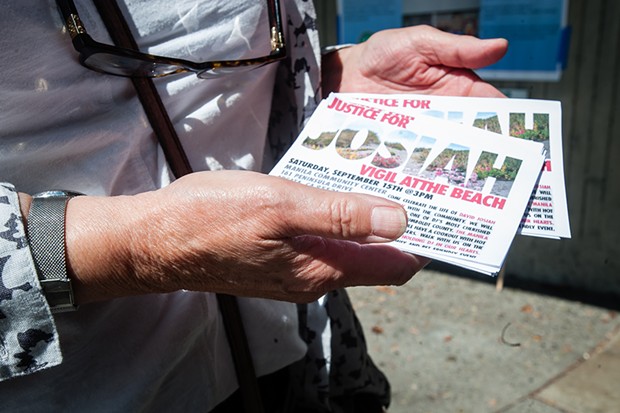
[
  {"xmin": 321, "ymin": 44, "xmax": 356, "ymax": 95},
  {"xmin": 64, "ymin": 195, "xmax": 142, "ymax": 304}
]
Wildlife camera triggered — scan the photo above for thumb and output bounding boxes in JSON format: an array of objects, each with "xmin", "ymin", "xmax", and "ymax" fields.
[
  {"xmin": 417, "ymin": 26, "xmax": 508, "ymax": 69},
  {"xmin": 277, "ymin": 179, "xmax": 408, "ymax": 243}
]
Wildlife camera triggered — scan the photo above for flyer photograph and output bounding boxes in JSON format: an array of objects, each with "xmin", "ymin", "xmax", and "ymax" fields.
[
  {"xmin": 270, "ymin": 94, "xmax": 547, "ymax": 275},
  {"xmin": 346, "ymin": 92, "xmax": 571, "ymax": 239}
]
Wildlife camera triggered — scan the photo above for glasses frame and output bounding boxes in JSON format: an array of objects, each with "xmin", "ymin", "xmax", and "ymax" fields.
[{"xmin": 55, "ymin": 0, "xmax": 287, "ymax": 78}]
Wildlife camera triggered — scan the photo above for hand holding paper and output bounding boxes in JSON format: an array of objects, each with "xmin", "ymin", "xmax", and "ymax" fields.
[
  {"xmin": 66, "ymin": 170, "xmax": 428, "ymax": 304},
  {"xmin": 270, "ymin": 94, "xmax": 553, "ymax": 275},
  {"xmin": 322, "ymin": 24, "xmax": 508, "ymax": 97}
]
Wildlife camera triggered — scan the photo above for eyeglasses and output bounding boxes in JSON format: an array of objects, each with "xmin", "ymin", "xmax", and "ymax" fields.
[{"xmin": 55, "ymin": 0, "xmax": 287, "ymax": 78}]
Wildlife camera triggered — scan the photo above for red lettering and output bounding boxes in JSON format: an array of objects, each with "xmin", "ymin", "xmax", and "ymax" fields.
[
  {"xmin": 450, "ymin": 188, "xmax": 506, "ymax": 210},
  {"xmin": 360, "ymin": 164, "xmax": 374, "ymax": 176},
  {"xmin": 402, "ymin": 99, "xmax": 431, "ymax": 109}
]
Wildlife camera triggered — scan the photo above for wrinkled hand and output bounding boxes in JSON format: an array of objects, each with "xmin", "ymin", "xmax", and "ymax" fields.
[
  {"xmin": 64, "ymin": 171, "xmax": 429, "ymax": 304},
  {"xmin": 323, "ymin": 25, "xmax": 508, "ymax": 97}
]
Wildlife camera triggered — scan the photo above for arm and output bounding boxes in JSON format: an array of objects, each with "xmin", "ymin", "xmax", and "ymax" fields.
[{"xmin": 322, "ymin": 25, "xmax": 508, "ymax": 97}]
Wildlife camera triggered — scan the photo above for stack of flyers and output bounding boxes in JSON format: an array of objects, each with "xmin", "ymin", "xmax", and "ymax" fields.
[
  {"xmin": 269, "ymin": 94, "xmax": 556, "ymax": 275},
  {"xmin": 349, "ymin": 93, "xmax": 571, "ymax": 239}
]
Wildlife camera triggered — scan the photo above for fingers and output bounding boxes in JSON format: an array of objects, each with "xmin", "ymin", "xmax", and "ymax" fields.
[
  {"xmin": 344, "ymin": 25, "xmax": 508, "ymax": 97},
  {"xmin": 273, "ymin": 177, "xmax": 408, "ymax": 243},
  {"xmin": 284, "ymin": 236, "xmax": 431, "ymax": 301},
  {"xmin": 436, "ymin": 67, "xmax": 507, "ymax": 98},
  {"xmin": 171, "ymin": 171, "xmax": 408, "ymax": 243},
  {"xmin": 166, "ymin": 171, "xmax": 407, "ymax": 244},
  {"xmin": 411, "ymin": 25, "xmax": 508, "ymax": 70}
]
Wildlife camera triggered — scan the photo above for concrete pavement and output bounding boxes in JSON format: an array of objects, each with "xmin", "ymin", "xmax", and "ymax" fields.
[{"xmin": 348, "ymin": 269, "xmax": 620, "ymax": 413}]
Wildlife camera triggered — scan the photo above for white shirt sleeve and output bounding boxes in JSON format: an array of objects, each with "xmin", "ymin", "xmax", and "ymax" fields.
[{"xmin": 0, "ymin": 183, "xmax": 62, "ymax": 381}]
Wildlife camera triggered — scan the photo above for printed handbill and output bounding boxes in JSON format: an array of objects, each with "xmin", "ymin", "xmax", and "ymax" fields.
[
  {"xmin": 269, "ymin": 94, "xmax": 547, "ymax": 275},
  {"xmin": 347, "ymin": 93, "xmax": 571, "ymax": 239}
]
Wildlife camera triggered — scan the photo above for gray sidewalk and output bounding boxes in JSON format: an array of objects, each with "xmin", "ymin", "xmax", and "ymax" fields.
[{"xmin": 348, "ymin": 269, "xmax": 620, "ymax": 413}]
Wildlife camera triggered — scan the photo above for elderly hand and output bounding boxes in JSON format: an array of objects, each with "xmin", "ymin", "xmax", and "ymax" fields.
[
  {"xmin": 322, "ymin": 25, "xmax": 508, "ymax": 98},
  {"xmin": 62, "ymin": 171, "xmax": 429, "ymax": 304}
]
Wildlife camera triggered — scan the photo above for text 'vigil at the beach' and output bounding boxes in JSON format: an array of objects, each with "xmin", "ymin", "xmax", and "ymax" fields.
[{"xmin": 303, "ymin": 97, "xmax": 525, "ymax": 210}]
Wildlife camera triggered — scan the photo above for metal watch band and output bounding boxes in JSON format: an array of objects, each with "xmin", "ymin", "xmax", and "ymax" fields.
[{"xmin": 27, "ymin": 190, "xmax": 83, "ymax": 313}]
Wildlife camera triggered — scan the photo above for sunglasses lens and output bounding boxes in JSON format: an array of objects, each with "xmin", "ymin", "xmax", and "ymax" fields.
[{"xmin": 83, "ymin": 53, "xmax": 182, "ymax": 77}]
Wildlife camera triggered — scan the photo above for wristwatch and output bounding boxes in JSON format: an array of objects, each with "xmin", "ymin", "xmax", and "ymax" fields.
[{"xmin": 27, "ymin": 190, "xmax": 84, "ymax": 313}]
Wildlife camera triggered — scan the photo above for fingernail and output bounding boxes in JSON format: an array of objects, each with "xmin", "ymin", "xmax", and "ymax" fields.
[{"xmin": 371, "ymin": 207, "xmax": 407, "ymax": 240}]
